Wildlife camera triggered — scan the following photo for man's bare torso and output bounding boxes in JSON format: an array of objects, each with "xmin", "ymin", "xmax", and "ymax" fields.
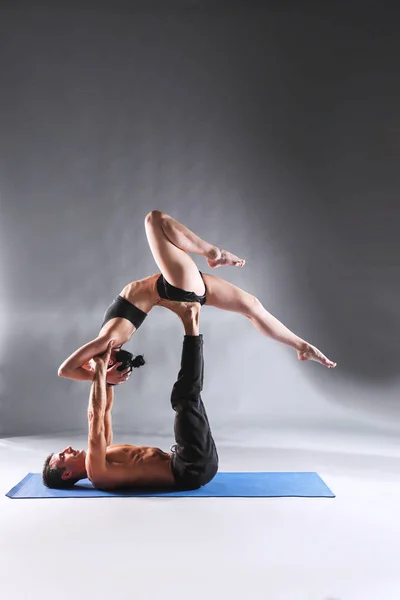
[{"xmin": 87, "ymin": 444, "xmax": 176, "ymax": 490}]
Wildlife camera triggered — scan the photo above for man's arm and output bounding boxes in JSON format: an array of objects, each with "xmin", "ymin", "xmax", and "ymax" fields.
[
  {"xmin": 86, "ymin": 343, "xmax": 114, "ymax": 482},
  {"xmin": 104, "ymin": 385, "xmax": 114, "ymax": 447}
]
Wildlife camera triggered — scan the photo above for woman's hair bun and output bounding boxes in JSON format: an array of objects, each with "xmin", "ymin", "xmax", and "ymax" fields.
[{"xmin": 132, "ymin": 354, "xmax": 145, "ymax": 368}]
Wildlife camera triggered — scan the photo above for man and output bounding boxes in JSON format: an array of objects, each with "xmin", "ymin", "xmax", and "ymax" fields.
[{"xmin": 42, "ymin": 302, "xmax": 218, "ymax": 491}]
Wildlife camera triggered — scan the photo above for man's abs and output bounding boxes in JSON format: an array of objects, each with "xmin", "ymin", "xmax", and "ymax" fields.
[{"xmin": 104, "ymin": 444, "xmax": 176, "ymax": 488}]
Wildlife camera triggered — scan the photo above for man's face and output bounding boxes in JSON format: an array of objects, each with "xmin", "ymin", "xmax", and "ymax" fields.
[{"xmin": 50, "ymin": 446, "xmax": 87, "ymax": 480}]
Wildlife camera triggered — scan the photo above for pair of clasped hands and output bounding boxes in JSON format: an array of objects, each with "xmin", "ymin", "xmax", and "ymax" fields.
[{"xmin": 89, "ymin": 341, "xmax": 131, "ymax": 386}]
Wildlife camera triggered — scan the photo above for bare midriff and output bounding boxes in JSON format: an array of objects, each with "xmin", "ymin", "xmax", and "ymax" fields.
[
  {"xmin": 97, "ymin": 273, "xmax": 161, "ymax": 343},
  {"xmin": 96, "ymin": 444, "xmax": 176, "ymax": 489},
  {"xmin": 119, "ymin": 273, "xmax": 161, "ymax": 314}
]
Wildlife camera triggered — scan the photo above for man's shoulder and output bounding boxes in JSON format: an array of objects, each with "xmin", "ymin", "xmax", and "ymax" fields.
[
  {"xmin": 86, "ymin": 450, "xmax": 108, "ymax": 482},
  {"xmin": 89, "ymin": 462, "xmax": 128, "ymax": 491}
]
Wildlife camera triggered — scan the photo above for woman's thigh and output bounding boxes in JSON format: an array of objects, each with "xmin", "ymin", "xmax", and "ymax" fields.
[
  {"xmin": 145, "ymin": 211, "xmax": 205, "ymax": 296},
  {"xmin": 202, "ymin": 273, "xmax": 258, "ymax": 316}
]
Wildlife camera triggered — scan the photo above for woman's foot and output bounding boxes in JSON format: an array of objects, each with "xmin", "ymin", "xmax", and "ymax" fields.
[
  {"xmin": 297, "ymin": 344, "xmax": 337, "ymax": 368},
  {"xmin": 207, "ymin": 248, "xmax": 245, "ymax": 268}
]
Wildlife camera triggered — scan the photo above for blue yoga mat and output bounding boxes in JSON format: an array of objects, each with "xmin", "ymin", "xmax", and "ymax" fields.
[{"xmin": 6, "ymin": 472, "xmax": 334, "ymax": 498}]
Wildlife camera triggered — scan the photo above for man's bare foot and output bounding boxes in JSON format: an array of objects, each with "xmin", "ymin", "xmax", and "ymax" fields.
[
  {"xmin": 157, "ymin": 298, "xmax": 200, "ymax": 322},
  {"xmin": 297, "ymin": 344, "xmax": 337, "ymax": 368},
  {"xmin": 207, "ymin": 248, "xmax": 245, "ymax": 268},
  {"xmin": 158, "ymin": 300, "xmax": 200, "ymax": 335}
]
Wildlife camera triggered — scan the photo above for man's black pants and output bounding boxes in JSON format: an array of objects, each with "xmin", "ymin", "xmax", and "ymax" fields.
[{"xmin": 170, "ymin": 335, "xmax": 219, "ymax": 490}]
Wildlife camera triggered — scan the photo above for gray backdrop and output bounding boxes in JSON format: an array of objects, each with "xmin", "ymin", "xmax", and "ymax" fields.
[{"xmin": 0, "ymin": 1, "xmax": 398, "ymax": 439}]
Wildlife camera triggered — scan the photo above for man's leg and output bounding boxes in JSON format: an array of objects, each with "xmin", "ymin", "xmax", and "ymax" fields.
[{"xmin": 168, "ymin": 304, "xmax": 218, "ymax": 490}]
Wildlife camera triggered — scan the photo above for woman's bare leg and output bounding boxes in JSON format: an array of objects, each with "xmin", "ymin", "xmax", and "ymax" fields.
[
  {"xmin": 202, "ymin": 273, "xmax": 336, "ymax": 368},
  {"xmin": 158, "ymin": 212, "xmax": 245, "ymax": 269},
  {"xmin": 144, "ymin": 210, "xmax": 245, "ymax": 296}
]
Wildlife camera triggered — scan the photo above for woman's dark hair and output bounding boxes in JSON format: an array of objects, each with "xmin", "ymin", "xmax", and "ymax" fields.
[
  {"xmin": 131, "ymin": 354, "xmax": 145, "ymax": 368},
  {"xmin": 114, "ymin": 349, "xmax": 145, "ymax": 371}
]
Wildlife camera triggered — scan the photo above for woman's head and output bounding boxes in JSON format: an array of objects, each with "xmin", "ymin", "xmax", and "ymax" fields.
[{"xmin": 111, "ymin": 349, "xmax": 145, "ymax": 372}]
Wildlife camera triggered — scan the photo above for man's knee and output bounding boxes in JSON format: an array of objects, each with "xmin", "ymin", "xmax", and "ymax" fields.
[
  {"xmin": 170, "ymin": 390, "xmax": 201, "ymax": 412},
  {"xmin": 171, "ymin": 379, "xmax": 202, "ymax": 404}
]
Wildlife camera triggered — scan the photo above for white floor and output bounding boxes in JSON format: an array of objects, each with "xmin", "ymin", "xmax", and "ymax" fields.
[{"xmin": 1, "ymin": 429, "xmax": 400, "ymax": 600}]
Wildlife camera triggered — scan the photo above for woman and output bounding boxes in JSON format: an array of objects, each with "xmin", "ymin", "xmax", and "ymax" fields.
[{"xmin": 58, "ymin": 210, "xmax": 336, "ymax": 384}]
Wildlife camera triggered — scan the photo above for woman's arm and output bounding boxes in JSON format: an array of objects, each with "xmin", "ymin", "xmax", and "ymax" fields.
[
  {"xmin": 58, "ymin": 336, "xmax": 110, "ymax": 381},
  {"xmin": 59, "ymin": 335, "xmax": 132, "ymax": 384}
]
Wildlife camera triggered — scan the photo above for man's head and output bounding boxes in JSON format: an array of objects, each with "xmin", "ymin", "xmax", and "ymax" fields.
[{"xmin": 42, "ymin": 446, "xmax": 87, "ymax": 488}]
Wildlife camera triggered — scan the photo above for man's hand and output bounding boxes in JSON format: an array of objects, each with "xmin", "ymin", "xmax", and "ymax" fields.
[
  {"xmin": 106, "ymin": 363, "xmax": 132, "ymax": 386},
  {"xmin": 92, "ymin": 341, "xmax": 132, "ymax": 385},
  {"xmin": 92, "ymin": 340, "xmax": 115, "ymax": 373}
]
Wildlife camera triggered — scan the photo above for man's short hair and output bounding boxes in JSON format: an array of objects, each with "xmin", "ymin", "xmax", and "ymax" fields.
[{"xmin": 42, "ymin": 453, "xmax": 80, "ymax": 489}]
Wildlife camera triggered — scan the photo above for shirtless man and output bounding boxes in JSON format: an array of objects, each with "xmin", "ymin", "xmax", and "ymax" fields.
[{"xmin": 42, "ymin": 302, "xmax": 218, "ymax": 491}]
